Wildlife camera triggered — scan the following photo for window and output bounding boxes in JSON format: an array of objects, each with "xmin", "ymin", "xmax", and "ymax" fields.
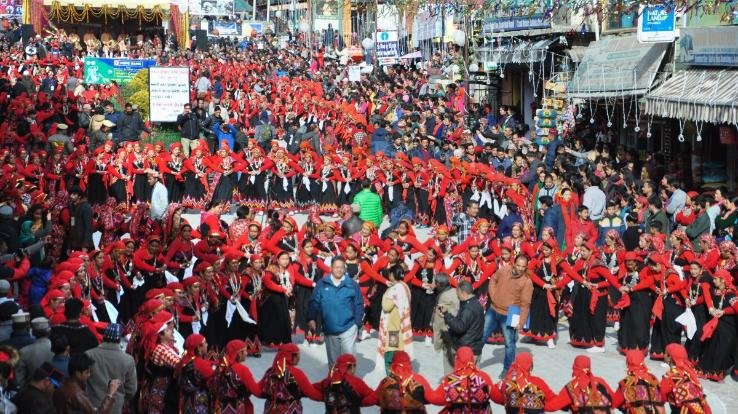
[{"xmin": 606, "ymin": 9, "xmax": 639, "ymax": 31}]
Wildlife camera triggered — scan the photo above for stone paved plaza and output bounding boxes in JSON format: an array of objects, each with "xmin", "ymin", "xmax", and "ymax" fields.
[{"xmin": 187, "ymin": 212, "xmax": 733, "ymax": 413}]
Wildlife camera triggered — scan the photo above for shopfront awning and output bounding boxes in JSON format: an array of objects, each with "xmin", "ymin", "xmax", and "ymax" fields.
[
  {"xmin": 568, "ymin": 34, "xmax": 668, "ymax": 99},
  {"xmin": 644, "ymin": 69, "xmax": 738, "ymax": 125},
  {"xmin": 476, "ymin": 38, "xmax": 555, "ymax": 65}
]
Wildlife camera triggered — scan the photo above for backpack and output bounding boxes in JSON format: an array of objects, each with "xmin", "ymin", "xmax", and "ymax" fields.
[
  {"xmin": 378, "ymin": 373, "xmax": 426, "ymax": 413},
  {"xmin": 443, "ymin": 371, "xmax": 490, "ymax": 406},
  {"xmin": 324, "ymin": 380, "xmax": 361, "ymax": 414},
  {"xmin": 262, "ymin": 366, "xmax": 301, "ymax": 404},
  {"xmin": 503, "ymin": 379, "xmax": 546, "ymax": 411}
]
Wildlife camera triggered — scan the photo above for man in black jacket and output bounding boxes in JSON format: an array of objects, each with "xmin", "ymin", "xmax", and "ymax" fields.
[
  {"xmin": 439, "ymin": 280, "xmax": 484, "ymax": 361},
  {"xmin": 68, "ymin": 186, "xmax": 94, "ymax": 252},
  {"xmin": 117, "ymin": 103, "xmax": 150, "ymax": 143},
  {"xmin": 50, "ymin": 299, "xmax": 99, "ymax": 354},
  {"xmin": 177, "ymin": 103, "xmax": 201, "ymax": 157}
]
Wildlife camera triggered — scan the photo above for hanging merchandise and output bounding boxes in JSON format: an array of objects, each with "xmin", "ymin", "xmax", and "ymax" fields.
[
  {"xmin": 633, "ymin": 97, "xmax": 640, "ymax": 132},
  {"xmin": 604, "ymin": 97, "xmax": 613, "ymax": 128},
  {"xmin": 678, "ymin": 118, "xmax": 686, "ymax": 142},
  {"xmin": 696, "ymin": 120, "xmax": 704, "ymax": 142},
  {"xmin": 536, "ymin": 108, "xmax": 558, "ymax": 129},
  {"xmin": 646, "ymin": 114, "xmax": 654, "ymax": 138}
]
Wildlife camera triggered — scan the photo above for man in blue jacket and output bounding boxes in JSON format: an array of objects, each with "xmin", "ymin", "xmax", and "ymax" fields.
[{"xmin": 307, "ymin": 256, "xmax": 364, "ymax": 367}]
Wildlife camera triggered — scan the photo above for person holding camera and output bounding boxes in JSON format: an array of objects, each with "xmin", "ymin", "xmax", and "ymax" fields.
[
  {"xmin": 436, "ymin": 280, "xmax": 484, "ymax": 366},
  {"xmin": 177, "ymin": 103, "xmax": 201, "ymax": 157},
  {"xmin": 53, "ymin": 353, "xmax": 121, "ymax": 414}
]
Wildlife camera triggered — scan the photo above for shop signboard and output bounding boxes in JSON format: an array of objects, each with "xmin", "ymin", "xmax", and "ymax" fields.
[
  {"xmin": 637, "ymin": 4, "xmax": 676, "ymax": 43},
  {"xmin": 83, "ymin": 58, "xmax": 156, "ymax": 85},
  {"xmin": 678, "ymin": 26, "xmax": 738, "ymax": 67},
  {"xmin": 483, "ymin": 15, "xmax": 550, "ymax": 34},
  {"xmin": 482, "ymin": 1, "xmax": 551, "ymax": 34},
  {"xmin": 376, "ymin": 31, "xmax": 399, "ymax": 66},
  {"xmin": 149, "ymin": 67, "xmax": 190, "ymax": 123}
]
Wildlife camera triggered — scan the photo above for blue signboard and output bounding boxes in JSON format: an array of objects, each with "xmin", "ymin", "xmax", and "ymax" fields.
[
  {"xmin": 83, "ymin": 58, "xmax": 157, "ymax": 85},
  {"xmin": 679, "ymin": 27, "xmax": 738, "ymax": 67},
  {"xmin": 483, "ymin": 15, "xmax": 550, "ymax": 34},
  {"xmin": 637, "ymin": 5, "xmax": 676, "ymax": 43}
]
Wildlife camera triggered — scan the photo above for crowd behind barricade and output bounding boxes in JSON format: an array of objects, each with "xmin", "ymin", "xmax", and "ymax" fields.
[{"xmin": 0, "ymin": 24, "xmax": 731, "ymax": 414}]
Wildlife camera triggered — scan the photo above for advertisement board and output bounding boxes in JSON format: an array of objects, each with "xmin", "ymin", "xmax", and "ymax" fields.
[
  {"xmin": 210, "ymin": 21, "xmax": 240, "ymax": 37},
  {"xmin": 376, "ymin": 31, "xmax": 399, "ymax": 66},
  {"xmin": 637, "ymin": 4, "xmax": 676, "ymax": 43},
  {"xmin": 83, "ymin": 58, "xmax": 156, "ymax": 85},
  {"xmin": 149, "ymin": 67, "xmax": 191, "ymax": 123},
  {"xmin": 678, "ymin": 26, "xmax": 738, "ymax": 67}
]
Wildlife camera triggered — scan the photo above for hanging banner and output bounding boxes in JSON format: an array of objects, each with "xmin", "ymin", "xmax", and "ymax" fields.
[
  {"xmin": 243, "ymin": 21, "xmax": 267, "ymax": 37},
  {"xmin": 188, "ymin": 0, "xmax": 234, "ymax": 16},
  {"xmin": 0, "ymin": 0, "xmax": 21, "ymax": 17},
  {"xmin": 637, "ymin": 4, "xmax": 676, "ymax": 43},
  {"xmin": 210, "ymin": 21, "xmax": 240, "ymax": 37},
  {"xmin": 149, "ymin": 67, "xmax": 191, "ymax": 123},
  {"xmin": 83, "ymin": 57, "xmax": 156, "ymax": 85},
  {"xmin": 376, "ymin": 30, "xmax": 399, "ymax": 66}
]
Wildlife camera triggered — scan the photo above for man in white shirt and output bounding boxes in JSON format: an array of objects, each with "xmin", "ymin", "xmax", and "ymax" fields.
[
  {"xmin": 195, "ymin": 73, "xmax": 211, "ymax": 97},
  {"xmin": 148, "ymin": 173, "xmax": 168, "ymax": 220},
  {"xmin": 583, "ymin": 175, "xmax": 607, "ymax": 221}
]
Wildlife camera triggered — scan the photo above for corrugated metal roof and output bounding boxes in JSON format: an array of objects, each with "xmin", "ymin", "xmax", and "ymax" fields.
[
  {"xmin": 566, "ymin": 46, "xmax": 588, "ymax": 63},
  {"xmin": 476, "ymin": 38, "xmax": 555, "ymax": 65},
  {"xmin": 644, "ymin": 69, "xmax": 738, "ymax": 125},
  {"xmin": 568, "ymin": 34, "xmax": 668, "ymax": 99}
]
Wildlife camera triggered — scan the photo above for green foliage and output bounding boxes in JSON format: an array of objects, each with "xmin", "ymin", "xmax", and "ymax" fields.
[{"xmin": 121, "ymin": 69, "xmax": 150, "ymax": 121}]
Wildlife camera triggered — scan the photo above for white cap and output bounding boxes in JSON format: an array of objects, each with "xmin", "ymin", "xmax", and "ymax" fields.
[{"xmin": 11, "ymin": 312, "xmax": 30, "ymax": 324}]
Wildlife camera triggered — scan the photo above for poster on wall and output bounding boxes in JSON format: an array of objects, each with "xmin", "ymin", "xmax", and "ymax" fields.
[
  {"xmin": 83, "ymin": 58, "xmax": 156, "ymax": 85},
  {"xmin": 314, "ymin": 0, "xmax": 339, "ymax": 32},
  {"xmin": 210, "ymin": 21, "xmax": 240, "ymax": 37},
  {"xmin": 188, "ymin": 0, "xmax": 234, "ymax": 16},
  {"xmin": 375, "ymin": 30, "xmax": 399, "ymax": 66},
  {"xmin": 0, "ymin": 0, "xmax": 21, "ymax": 17},
  {"xmin": 242, "ymin": 21, "xmax": 267, "ymax": 36},
  {"xmin": 149, "ymin": 67, "xmax": 190, "ymax": 123}
]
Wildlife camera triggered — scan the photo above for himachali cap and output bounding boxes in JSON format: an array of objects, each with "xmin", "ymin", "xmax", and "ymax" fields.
[
  {"xmin": 183, "ymin": 277, "xmax": 201, "ymax": 288},
  {"xmin": 31, "ymin": 317, "xmax": 49, "ymax": 331},
  {"xmin": 11, "ymin": 312, "xmax": 30, "ymax": 324},
  {"xmin": 103, "ymin": 323, "xmax": 123, "ymax": 343},
  {"xmin": 623, "ymin": 252, "xmax": 642, "ymax": 262}
]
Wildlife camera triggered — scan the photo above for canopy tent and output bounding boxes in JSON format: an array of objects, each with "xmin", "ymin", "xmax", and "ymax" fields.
[
  {"xmin": 644, "ymin": 69, "xmax": 738, "ymax": 125},
  {"xmin": 568, "ymin": 34, "xmax": 668, "ymax": 99}
]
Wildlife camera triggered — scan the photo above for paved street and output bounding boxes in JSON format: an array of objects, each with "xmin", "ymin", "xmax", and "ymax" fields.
[
  {"xmin": 245, "ymin": 323, "xmax": 730, "ymax": 414},
  {"xmin": 185, "ymin": 212, "xmax": 732, "ymax": 413}
]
